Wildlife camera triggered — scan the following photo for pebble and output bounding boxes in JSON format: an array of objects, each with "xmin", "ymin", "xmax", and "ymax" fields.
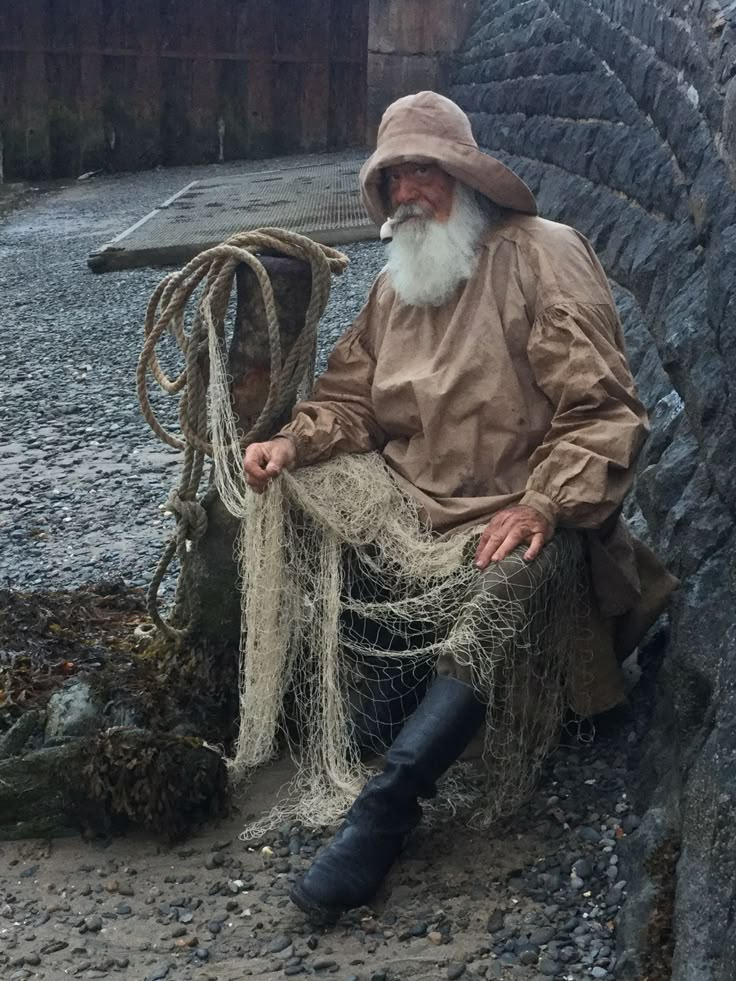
[
  {"xmin": 144, "ymin": 963, "xmax": 171, "ymax": 981},
  {"xmin": 572, "ymin": 859, "xmax": 593, "ymax": 879},
  {"xmin": 486, "ymin": 910, "xmax": 505, "ymax": 933},
  {"xmin": 539, "ymin": 958, "xmax": 560, "ymax": 976},
  {"xmin": 447, "ymin": 962, "xmax": 466, "ymax": 980},
  {"xmin": 268, "ymin": 935, "xmax": 293, "ymax": 954}
]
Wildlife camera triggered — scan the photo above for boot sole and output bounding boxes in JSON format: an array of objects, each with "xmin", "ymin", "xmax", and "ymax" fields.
[{"xmin": 288, "ymin": 880, "xmax": 346, "ymax": 923}]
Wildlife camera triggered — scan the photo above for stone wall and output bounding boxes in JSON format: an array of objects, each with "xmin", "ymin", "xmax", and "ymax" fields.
[{"xmin": 448, "ymin": 2, "xmax": 736, "ymax": 979}]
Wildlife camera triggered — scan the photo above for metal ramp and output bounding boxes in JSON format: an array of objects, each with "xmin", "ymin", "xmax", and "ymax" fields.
[{"xmin": 88, "ymin": 153, "xmax": 378, "ymax": 273}]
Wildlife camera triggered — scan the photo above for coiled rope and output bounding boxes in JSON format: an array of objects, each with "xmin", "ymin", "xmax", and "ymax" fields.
[{"xmin": 136, "ymin": 227, "xmax": 348, "ymax": 639}]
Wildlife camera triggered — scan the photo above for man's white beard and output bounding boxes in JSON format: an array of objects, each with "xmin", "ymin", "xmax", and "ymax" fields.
[{"xmin": 386, "ymin": 184, "xmax": 493, "ymax": 308}]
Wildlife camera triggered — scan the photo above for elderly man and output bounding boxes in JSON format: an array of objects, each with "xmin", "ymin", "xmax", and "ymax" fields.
[{"xmin": 243, "ymin": 92, "xmax": 675, "ymax": 920}]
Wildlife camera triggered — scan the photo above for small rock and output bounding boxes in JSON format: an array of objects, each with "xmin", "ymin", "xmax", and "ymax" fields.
[
  {"xmin": 40, "ymin": 940, "xmax": 68, "ymax": 954},
  {"xmin": 145, "ymin": 962, "xmax": 171, "ymax": 981},
  {"xmin": 539, "ymin": 958, "xmax": 560, "ymax": 976},
  {"xmin": 447, "ymin": 962, "xmax": 466, "ymax": 980},
  {"xmin": 313, "ymin": 958, "xmax": 337, "ymax": 969},
  {"xmin": 486, "ymin": 909, "xmax": 505, "ymax": 933},
  {"xmin": 84, "ymin": 915, "xmax": 103, "ymax": 932},
  {"xmin": 268, "ymin": 935, "xmax": 292, "ymax": 954},
  {"xmin": 428, "ymin": 931, "xmax": 443, "ymax": 945},
  {"xmin": 572, "ymin": 859, "xmax": 592, "ymax": 879},
  {"xmin": 592, "ymin": 970, "xmax": 608, "ymax": 979}
]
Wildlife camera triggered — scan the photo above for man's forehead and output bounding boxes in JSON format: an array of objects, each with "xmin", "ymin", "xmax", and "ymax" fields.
[{"xmin": 383, "ymin": 160, "xmax": 446, "ymax": 177}]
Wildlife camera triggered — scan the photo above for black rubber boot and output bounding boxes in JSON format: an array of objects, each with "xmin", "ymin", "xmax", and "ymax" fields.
[{"xmin": 289, "ymin": 676, "xmax": 487, "ymax": 920}]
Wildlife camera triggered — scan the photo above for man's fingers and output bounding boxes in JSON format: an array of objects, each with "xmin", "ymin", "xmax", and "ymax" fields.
[
  {"xmin": 243, "ymin": 445, "xmax": 268, "ymax": 478},
  {"xmin": 490, "ymin": 527, "xmax": 527, "ymax": 563},
  {"xmin": 524, "ymin": 532, "xmax": 546, "ymax": 562},
  {"xmin": 474, "ymin": 530, "xmax": 506, "ymax": 567}
]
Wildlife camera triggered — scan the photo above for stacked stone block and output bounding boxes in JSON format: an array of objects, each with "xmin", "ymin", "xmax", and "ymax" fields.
[{"xmin": 449, "ymin": 3, "xmax": 736, "ymax": 978}]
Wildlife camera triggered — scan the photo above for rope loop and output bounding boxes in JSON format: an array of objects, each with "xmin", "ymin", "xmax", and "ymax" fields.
[{"xmin": 138, "ymin": 227, "xmax": 348, "ymax": 637}]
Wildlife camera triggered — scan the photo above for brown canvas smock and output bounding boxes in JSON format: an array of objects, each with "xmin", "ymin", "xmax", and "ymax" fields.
[{"xmin": 279, "ymin": 214, "xmax": 677, "ymax": 714}]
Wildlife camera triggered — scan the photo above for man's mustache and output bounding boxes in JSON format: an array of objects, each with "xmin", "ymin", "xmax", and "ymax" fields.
[{"xmin": 392, "ymin": 203, "xmax": 432, "ymax": 225}]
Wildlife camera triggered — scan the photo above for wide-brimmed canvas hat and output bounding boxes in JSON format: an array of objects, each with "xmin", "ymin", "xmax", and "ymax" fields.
[{"xmin": 360, "ymin": 91, "xmax": 537, "ymax": 224}]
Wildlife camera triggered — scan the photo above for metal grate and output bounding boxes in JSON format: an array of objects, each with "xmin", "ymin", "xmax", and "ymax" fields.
[{"xmin": 88, "ymin": 153, "xmax": 378, "ymax": 273}]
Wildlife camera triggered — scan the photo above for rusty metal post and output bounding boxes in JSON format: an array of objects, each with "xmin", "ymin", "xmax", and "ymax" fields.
[{"xmin": 188, "ymin": 256, "xmax": 314, "ymax": 646}]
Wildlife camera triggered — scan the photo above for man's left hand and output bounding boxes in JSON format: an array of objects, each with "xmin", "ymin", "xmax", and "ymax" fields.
[{"xmin": 474, "ymin": 505, "xmax": 553, "ymax": 569}]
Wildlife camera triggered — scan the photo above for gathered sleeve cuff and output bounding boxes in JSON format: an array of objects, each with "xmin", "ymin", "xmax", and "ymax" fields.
[{"xmin": 524, "ymin": 301, "xmax": 649, "ymax": 529}]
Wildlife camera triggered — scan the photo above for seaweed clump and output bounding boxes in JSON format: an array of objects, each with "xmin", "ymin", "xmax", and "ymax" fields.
[{"xmin": 83, "ymin": 727, "xmax": 227, "ymax": 839}]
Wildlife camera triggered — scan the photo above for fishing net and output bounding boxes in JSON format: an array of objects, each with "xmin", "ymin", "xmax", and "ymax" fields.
[{"xmin": 202, "ymin": 294, "xmax": 588, "ymax": 835}]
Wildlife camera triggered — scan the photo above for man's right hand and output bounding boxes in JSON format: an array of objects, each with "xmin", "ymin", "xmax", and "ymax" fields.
[{"xmin": 243, "ymin": 437, "xmax": 297, "ymax": 494}]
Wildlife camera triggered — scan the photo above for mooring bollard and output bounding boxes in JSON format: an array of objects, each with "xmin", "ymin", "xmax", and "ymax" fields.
[{"xmin": 188, "ymin": 253, "xmax": 316, "ymax": 647}]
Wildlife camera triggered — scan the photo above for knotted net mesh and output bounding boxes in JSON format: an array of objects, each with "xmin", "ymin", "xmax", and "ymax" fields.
[{"xmin": 205, "ymin": 313, "xmax": 587, "ymax": 836}]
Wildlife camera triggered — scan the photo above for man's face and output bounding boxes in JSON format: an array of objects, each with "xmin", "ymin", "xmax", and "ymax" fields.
[{"xmin": 384, "ymin": 162, "xmax": 455, "ymax": 224}]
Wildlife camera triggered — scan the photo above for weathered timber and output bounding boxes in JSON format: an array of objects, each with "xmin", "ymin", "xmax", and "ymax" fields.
[
  {"xmin": 0, "ymin": 0, "xmax": 369, "ymax": 179},
  {"xmin": 188, "ymin": 255, "xmax": 314, "ymax": 647}
]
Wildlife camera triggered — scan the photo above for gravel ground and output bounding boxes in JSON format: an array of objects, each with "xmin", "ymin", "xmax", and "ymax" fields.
[
  {"xmin": 1, "ymin": 738, "xmax": 637, "ymax": 981},
  {"xmin": 1, "ymin": 164, "xmax": 637, "ymax": 981},
  {"xmin": 0, "ymin": 155, "xmax": 384, "ymax": 594}
]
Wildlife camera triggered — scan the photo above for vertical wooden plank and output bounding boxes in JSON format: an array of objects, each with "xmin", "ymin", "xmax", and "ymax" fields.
[
  {"xmin": 243, "ymin": 0, "xmax": 275, "ymax": 56},
  {"xmin": 213, "ymin": 0, "xmax": 238, "ymax": 56},
  {"xmin": 161, "ymin": 57, "xmax": 192, "ymax": 166},
  {"xmin": 329, "ymin": 0, "xmax": 369, "ymax": 148},
  {"xmin": 0, "ymin": 4, "xmax": 25, "ymax": 47},
  {"xmin": 301, "ymin": 63, "xmax": 330, "ymax": 150},
  {"xmin": 217, "ymin": 56, "xmax": 249, "ymax": 161},
  {"xmin": 188, "ymin": 2, "xmax": 217, "ymax": 163},
  {"xmin": 101, "ymin": 0, "xmax": 125, "ymax": 53},
  {"xmin": 272, "ymin": 61, "xmax": 303, "ymax": 154},
  {"xmin": 135, "ymin": 0, "xmax": 162, "ymax": 167},
  {"xmin": 244, "ymin": 0, "xmax": 275, "ymax": 157},
  {"xmin": 22, "ymin": 0, "xmax": 50, "ymax": 177},
  {"xmin": 46, "ymin": 51, "xmax": 82, "ymax": 176},
  {"xmin": 0, "ymin": 53, "xmax": 28, "ymax": 179},
  {"xmin": 46, "ymin": 0, "xmax": 80, "ymax": 51},
  {"xmin": 78, "ymin": 0, "xmax": 105, "ymax": 172}
]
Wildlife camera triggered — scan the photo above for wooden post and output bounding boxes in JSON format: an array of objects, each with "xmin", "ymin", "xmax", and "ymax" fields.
[{"xmin": 188, "ymin": 255, "xmax": 313, "ymax": 646}]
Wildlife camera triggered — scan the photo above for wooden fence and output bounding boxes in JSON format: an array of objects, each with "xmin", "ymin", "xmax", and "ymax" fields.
[{"xmin": 0, "ymin": 0, "xmax": 369, "ymax": 180}]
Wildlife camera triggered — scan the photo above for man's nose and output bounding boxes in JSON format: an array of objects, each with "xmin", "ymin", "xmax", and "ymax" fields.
[{"xmin": 392, "ymin": 176, "xmax": 418, "ymax": 205}]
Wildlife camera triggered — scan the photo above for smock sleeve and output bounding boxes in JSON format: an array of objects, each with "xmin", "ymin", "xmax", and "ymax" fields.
[
  {"xmin": 276, "ymin": 316, "xmax": 385, "ymax": 468},
  {"xmin": 518, "ymin": 301, "xmax": 648, "ymax": 529}
]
